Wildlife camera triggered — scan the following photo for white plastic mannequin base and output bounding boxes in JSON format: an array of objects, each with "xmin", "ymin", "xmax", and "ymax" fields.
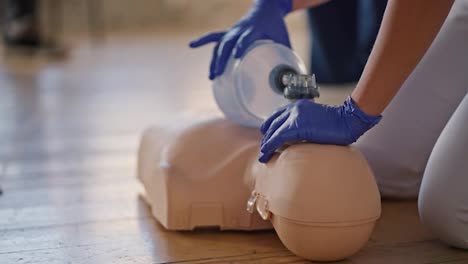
[{"xmin": 137, "ymin": 118, "xmax": 381, "ymax": 261}]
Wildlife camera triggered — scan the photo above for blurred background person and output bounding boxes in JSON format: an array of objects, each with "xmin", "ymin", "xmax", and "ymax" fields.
[
  {"xmin": 3, "ymin": 0, "xmax": 43, "ymax": 49},
  {"xmin": 2, "ymin": 0, "xmax": 64, "ymax": 54},
  {"xmin": 307, "ymin": 0, "xmax": 387, "ymax": 83}
]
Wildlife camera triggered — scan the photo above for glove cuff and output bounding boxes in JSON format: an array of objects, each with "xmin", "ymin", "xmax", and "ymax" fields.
[
  {"xmin": 344, "ymin": 96, "xmax": 382, "ymax": 128},
  {"xmin": 255, "ymin": 0, "xmax": 293, "ymax": 16}
]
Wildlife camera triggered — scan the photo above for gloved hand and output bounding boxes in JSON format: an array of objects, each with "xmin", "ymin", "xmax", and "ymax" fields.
[
  {"xmin": 258, "ymin": 96, "xmax": 382, "ymax": 163},
  {"xmin": 189, "ymin": 0, "xmax": 293, "ymax": 80}
]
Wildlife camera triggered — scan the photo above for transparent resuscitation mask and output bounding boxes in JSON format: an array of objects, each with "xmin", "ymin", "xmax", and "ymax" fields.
[{"xmin": 212, "ymin": 41, "xmax": 320, "ymax": 128}]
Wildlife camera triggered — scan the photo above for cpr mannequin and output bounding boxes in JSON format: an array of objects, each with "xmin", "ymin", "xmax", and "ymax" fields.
[{"xmin": 137, "ymin": 118, "xmax": 381, "ymax": 261}]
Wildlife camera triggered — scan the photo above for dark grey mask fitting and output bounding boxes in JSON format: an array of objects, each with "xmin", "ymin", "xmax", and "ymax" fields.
[{"xmin": 269, "ymin": 65, "xmax": 320, "ymax": 100}]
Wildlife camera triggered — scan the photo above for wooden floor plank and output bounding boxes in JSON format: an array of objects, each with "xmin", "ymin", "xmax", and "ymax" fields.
[
  {"xmin": 0, "ymin": 178, "xmax": 139, "ymax": 208},
  {"xmin": 0, "ymin": 217, "xmax": 287, "ymax": 264},
  {"xmin": 0, "ymin": 196, "xmax": 146, "ymax": 230},
  {"xmin": 2, "ymin": 134, "xmax": 138, "ymax": 159},
  {"xmin": 1, "ymin": 168, "xmax": 135, "ymax": 190},
  {"xmin": 2, "ymin": 152, "xmax": 135, "ymax": 177}
]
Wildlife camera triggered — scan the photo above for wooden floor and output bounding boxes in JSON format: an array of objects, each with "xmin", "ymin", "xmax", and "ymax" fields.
[{"xmin": 1, "ymin": 34, "xmax": 468, "ymax": 264}]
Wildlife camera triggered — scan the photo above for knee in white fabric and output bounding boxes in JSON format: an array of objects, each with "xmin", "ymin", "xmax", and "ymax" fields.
[
  {"xmin": 418, "ymin": 94, "xmax": 468, "ymax": 250},
  {"xmin": 419, "ymin": 193, "xmax": 468, "ymax": 250},
  {"xmin": 355, "ymin": 144, "xmax": 423, "ymax": 199}
]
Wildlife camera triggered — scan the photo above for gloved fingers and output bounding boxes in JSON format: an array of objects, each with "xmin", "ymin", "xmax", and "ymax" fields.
[
  {"xmin": 214, "ymin": 37, "xmax": 239, "ymax": 78},
  {"xmin": 233, "ymin": 28, "xmax": 257, "ymax": 58},
  {"xmin": 209, "ymin": 43, "xmax": 220, "ymax": 80},
  {"xmin": 260, "ymin": 104, "xmax": 290, "ymax": 134},
  {"xmin": 261, "ymin": 111, "xmax": 290, "ymax": 144},
  {"xmin": 259, "ymin": 130, "xmax": 289, "ymax": 163},
  {"xmin": 189, "ymin": 32, "xmax": 225, "ymax": 48}
]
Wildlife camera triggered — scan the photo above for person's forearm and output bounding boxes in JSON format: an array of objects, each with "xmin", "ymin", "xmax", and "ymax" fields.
[
  {"xmin": 292, "ymin": 0, "xmax": 330, "ymax": 11},
  {"xmin": 352, "ymin": 0, "xmax": 454, "ymax": 116}
]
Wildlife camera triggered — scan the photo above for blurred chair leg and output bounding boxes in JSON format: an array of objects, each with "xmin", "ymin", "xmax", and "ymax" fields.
[
  {"xmin": 87, "ymin": 0, "xmax": 105, "ymax": 44},
  {"xmin": 40, "ymin": 0, "xmax": 68, "ymax": 57},
  {"xmin": 47, "ymin": 0, "xmax": 63, "ymax": 45}
]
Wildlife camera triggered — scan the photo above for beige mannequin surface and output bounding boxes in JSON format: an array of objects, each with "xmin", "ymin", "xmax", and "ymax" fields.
[{"xmin": 137, "ymin": 118, "xmax": 381, "ymax": 261}]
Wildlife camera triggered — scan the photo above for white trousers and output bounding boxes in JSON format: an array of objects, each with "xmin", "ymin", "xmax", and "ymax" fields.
[{"xmin": 356, "ymin": 0, "xmax": 468, "ymax": 249}]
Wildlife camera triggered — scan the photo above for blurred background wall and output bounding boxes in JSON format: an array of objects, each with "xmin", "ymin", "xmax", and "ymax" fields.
[
  {"xmin": 30, "ymin": 0, "xmax": 308, "ymax": 37},
  {"xmin": 0, "ymin": 0, "xmax": 308, "ymax": 72}
]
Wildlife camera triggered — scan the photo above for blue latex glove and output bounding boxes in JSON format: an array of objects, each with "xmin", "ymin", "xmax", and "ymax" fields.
[
  {"xmin": 189, "ymin": 0, "xmax": 293, "ymax": 80},
  {"xmin": 258, "ymin": 96, "xmax": 382, "ymax": 163}
]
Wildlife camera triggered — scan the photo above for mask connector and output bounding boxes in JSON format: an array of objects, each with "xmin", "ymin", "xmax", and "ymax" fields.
[
  {"xmin": 269, "ymin": 65, "xmax": 320, "ymax": 100},
  {"xmin": 282, "ymin": 72, "xmax": 320, "ymax": 100}
]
